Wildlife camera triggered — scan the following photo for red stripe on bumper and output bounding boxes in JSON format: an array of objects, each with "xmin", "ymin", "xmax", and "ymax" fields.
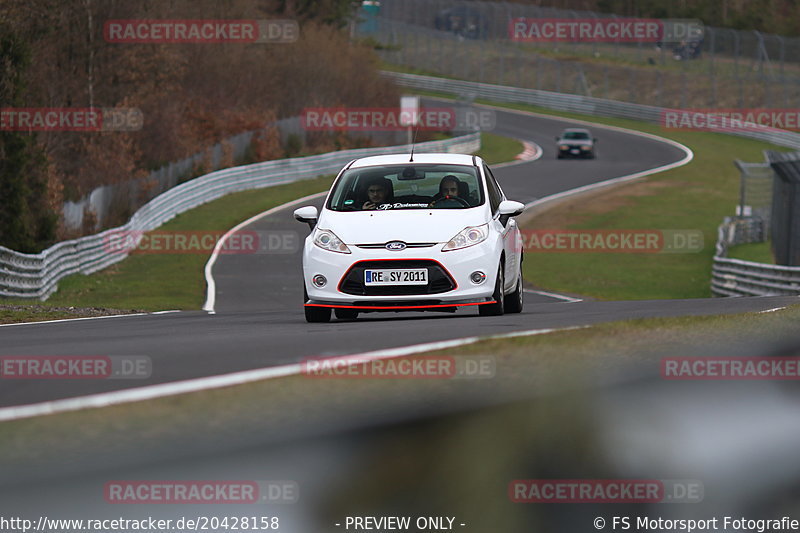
[{"xmin": 304, "ymin": 301, "xmax": 495, "ymax": 310}]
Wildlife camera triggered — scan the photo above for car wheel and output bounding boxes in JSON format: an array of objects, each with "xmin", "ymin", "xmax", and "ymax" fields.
[
  {"xmin": 504, "ymin": 266, "xmax": 524, "ymax": 314},
  {"xmin": 479, "ymin": 262, "xmax": 505, "ymax": 316},
  {"xmin": 303, "ymin": 287, "xmax": 330, "ymax": 323},
  {"xmin": 334, "ymin": 308, "xmax": 359, "ymax": 320},
  {"xmin": 305, "ymin": 305, "xmax": 331, "ymax": 323},
  {"xmin": 557, "ymin": 153, "xmax": 564, "ymax": 159}
]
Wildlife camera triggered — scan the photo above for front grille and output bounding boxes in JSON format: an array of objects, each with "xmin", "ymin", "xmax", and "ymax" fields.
[
  {"xmin": 339, "ymin": 260, "xmax": 456, "ymax": 296},
  {"xmin": 350, "ymin": 300, "xmax": 445, "ymax": 308},
  {"xmin": 355, "ymin": 242, "xmax": 437, "ymax": 249}
]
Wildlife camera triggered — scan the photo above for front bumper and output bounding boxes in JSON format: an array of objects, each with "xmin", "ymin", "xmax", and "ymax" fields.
[
  {"xmin": 304, "ymin": 298, "xmax": 495, "ymax": 311},
  {"xmin": 302, "ymin": 238, "xmax": 501, "ymax": 309},
  {"xmin": 558, "ymin": 145, "xmax": 593, "ymax": 157}
]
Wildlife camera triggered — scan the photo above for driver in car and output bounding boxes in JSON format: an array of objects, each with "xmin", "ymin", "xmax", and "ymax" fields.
[
  {"xmin": 429, "ymin": 175, "xmax": 464, "ymax": 206},
  {"xmin": 439, "ymin": 176, "xmax": 460, "ymax": 197}
]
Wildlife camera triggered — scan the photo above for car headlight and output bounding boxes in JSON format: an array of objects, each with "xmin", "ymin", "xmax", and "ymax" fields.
[
  {"xmin": 313, "ymin": 228, "xmax": 351, "ymax": 254},
  {"xmin": 580, "ymin": 145, "xmax": 591, "ymax": 150},
  {"xmin": 558, "ymin": 144, "xmax": 569, "ymax": 150},
  {"xmin": 442, "ymin": 224, "xmax": 488, "ymax": 252}
]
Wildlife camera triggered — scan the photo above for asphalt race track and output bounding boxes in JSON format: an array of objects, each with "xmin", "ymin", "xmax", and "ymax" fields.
[{"xmin": 1, "ymin": 104, "xmax": 797, "ymax": 409}]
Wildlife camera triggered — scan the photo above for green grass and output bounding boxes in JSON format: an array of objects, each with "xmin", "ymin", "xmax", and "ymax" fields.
[
  {"xmin": 512, "ymin": 119, "xmax": 788, "ymax": 299},
  {"xmin": 0, "ymin": 132, "xmax": 523, "ymax": 321},
  {"xmin": 475, "ymin": 132, "xmax": 522, "ymax": 164},
  {"xmin": 0, "ymin": 306, "xmax": 134, "ymax": 324},
  {"xmin": 727, "ymin": 241, "xmax": 775, "ymax": 264},
  {"xmin": 517, "ymin": 124, "xmax": 786, "ymax": 300}
]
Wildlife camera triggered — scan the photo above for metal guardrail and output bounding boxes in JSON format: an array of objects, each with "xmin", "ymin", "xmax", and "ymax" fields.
[
  {"xmin": 712, "ymin": 221, "xmax": 800, "ymax": 296},
  {"xmin": 383, "ymin": 71, "xmax": 800, "ymax": 151},
  {"xmin": 712, "ymin": 257, "xmax": 800, "ymax": 296},
  {"xmin": 382, "ymin": 71, "xmax": 800, "ymax": 297},
  {"xmin": 0, "ymin": 133, "xmax": 480, "ymax": 300}
]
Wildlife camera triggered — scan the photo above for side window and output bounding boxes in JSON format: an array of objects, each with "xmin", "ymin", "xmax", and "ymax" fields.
[{"xmin": 483, "ymin": 164, "xmax": 502, "ymax": 214}]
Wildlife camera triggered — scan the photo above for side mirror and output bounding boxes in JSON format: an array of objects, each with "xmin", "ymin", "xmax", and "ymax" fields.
[
  {"xmin": 293, "ymin": 206, "xmax": 318, "ymax": 230},
  {"xmin": 594, "ymin": 138, "xmax": 598, "ymax": 142},
  {"xmin": 498, "ymin": 200, "xmax": 525, "ymax": 227},
  {"xmin": 555, "ymin": 136, "xmax": 560, "ymax": 141}
]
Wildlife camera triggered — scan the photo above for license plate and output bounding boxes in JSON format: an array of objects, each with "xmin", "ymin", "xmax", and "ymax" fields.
[
  {"xmin": 570, "ymin": 148, "xmax": 580, "ymax": 154},
  {"xmin": 364, "ymin": 269, "xmax": 428, "ymax": 285}
]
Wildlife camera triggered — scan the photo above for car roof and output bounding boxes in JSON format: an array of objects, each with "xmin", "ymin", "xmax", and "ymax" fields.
[
  {"xmin": 561, "ymin": 128, "xmax": 592, "ymax": 134},
  {"xmin": 348, "ymin": 153, "xmax": 480, "ymax": 169}
]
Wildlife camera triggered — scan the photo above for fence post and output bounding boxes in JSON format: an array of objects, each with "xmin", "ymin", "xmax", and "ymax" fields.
[
  {"xmin": 479, "ymin": 37, "xmax": 485, "ymax": 82},
  {"xmin": 499, "ymin": 42, "xmax": 505, "ymax": 85}
]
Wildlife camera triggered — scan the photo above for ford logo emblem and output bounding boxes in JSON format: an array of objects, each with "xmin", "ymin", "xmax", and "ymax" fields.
[{"xmin": 385, "ymin": 241, "xmax": 407, "ymax": 251}]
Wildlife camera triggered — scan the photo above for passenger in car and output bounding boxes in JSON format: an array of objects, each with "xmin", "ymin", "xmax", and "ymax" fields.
[{"xmin": 362, "ymin": 177, "xmax": 393, "ymax": 210}]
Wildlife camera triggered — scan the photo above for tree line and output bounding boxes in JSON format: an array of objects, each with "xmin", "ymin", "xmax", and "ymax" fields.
[{"xmin": 0, "ymin": 0, "xmax": 396, "ymax": 252}]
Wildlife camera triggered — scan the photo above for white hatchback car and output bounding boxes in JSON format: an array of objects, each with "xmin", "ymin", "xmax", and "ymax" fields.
[{"xmin": 293, "ymin": 153, "xmax": 526, "ymax": 322}]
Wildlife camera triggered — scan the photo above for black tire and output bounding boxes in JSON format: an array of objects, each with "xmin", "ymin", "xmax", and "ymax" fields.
[
  {"xmin": 334, "ymin": 308, "xmax": 359, "ymax": 320},
  {"xmin": 557, "ymin": 153, "xmax": 564, "ymax": 159},
  {"xmin": 303, "ymin": 287, "xmax": 330, "ymax": 323},
  {"xmin": 479, "ymin": 263, "xmax": 505, "ymax": 316},
  {"xmin": 504, "ymin": 267, "xmax": 524, "ymax": 314},
  {"xmin": 305, "ymin": 305, "xmax": 331, "ymax": 323}
]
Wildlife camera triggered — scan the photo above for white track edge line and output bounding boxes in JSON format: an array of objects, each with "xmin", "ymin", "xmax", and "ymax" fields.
[
  {"xmin": 0, "ymin": 325, "xmax": 584, "ymax": 422},
  {"xmin": 202, "ymin": 191, "xmax": 328, "ymax": 313},
  {"xmin": 0, "ymin": 310, "xmax": 181, "ymax": 328},
  {"xmin": 524, "ymin": 289, "xmax": 583, "ymax": 303},
  {"xmin": 758, "ymin": 307, "xmax": 787, "ymax": 313}
]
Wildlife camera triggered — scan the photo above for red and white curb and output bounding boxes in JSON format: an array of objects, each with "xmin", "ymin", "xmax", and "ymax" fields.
[{"xmin": 515, "ymin": 140, "xmax": 541, "ymax": 161}]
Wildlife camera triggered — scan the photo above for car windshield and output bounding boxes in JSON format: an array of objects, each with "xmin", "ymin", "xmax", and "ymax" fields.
[
  {"xmin": 563, "ymin": 131, "xmax": 590, "ymax": 140},
  {"xmin": 327, "ymin": 163, "xmax": 484, "ymax": 211}
]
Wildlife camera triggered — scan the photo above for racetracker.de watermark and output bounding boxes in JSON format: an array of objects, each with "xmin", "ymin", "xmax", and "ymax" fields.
[
  {"xmin": 103, "ymin": 230, "xmax": 299, "ymax": 255},
  {"xmin": 104, "ymin": 19, "xmax": 298, "ymax": 43},
  {"xmin": 509, "ymin": 18, "xmax": 703, "ymax": 44},
  {"xmin": 104, "ymin": 480, "xmax": 298, "ymax": 504},
  {"xmin": 519, "ymin": 229, "xmax": 703, "ymax": 253},
  {"xmin": 0, "ymin": 356, "xmax": 151, "ymax": 379},
  {"xmin": 0, "ymin": 107, "xmax": 142, "ymax": 132},
  {"xmin": 661, "ymin": 108, "xmax": 800, "ymax": 132},
  {"xmin": 301, "ymin": 355, "xmax": 495, "ymax": 379},
  {"xmin": 509, "ymin": 479, "xmax": 703, "ymax": 503},
  {"xmin": 300, "ymin": 107, "xmax": 496, "ymax": 132},
  {"xmin": 662, "ymin": 357, "xmax": 800, "ymax": 380}
]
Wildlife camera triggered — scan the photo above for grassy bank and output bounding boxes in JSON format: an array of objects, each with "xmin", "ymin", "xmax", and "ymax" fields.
[{"xmin": 727, "ymin": 241, "xmax": 775, "ymax": 264}]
